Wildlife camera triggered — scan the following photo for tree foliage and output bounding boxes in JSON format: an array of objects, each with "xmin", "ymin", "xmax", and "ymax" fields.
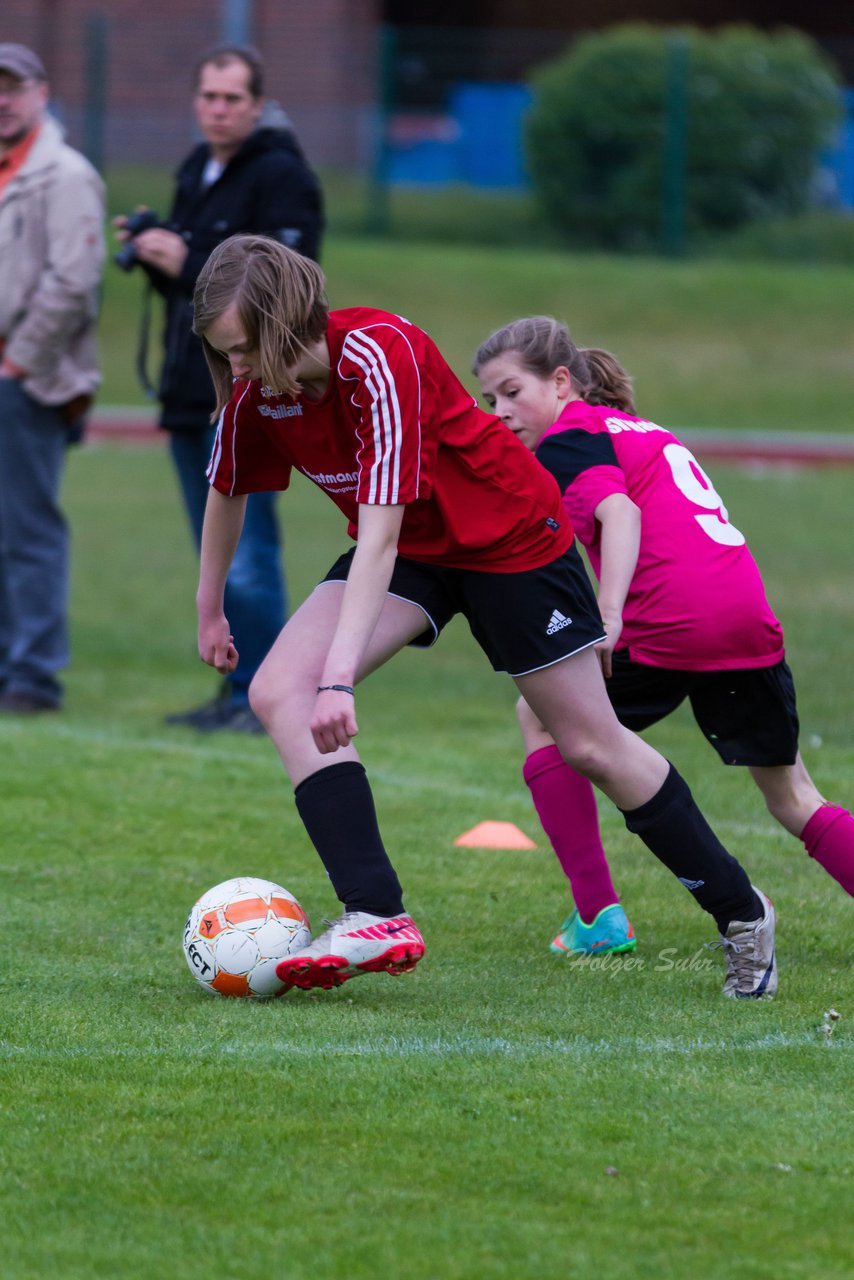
[{"xmin": 525, "ymin": 24, "xmax": 842, "ymax": 250}]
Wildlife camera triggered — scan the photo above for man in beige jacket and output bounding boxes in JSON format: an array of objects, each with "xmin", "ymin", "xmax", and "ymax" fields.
[{"xmin": 0, "ymin": 43, "xmax": 105, "ymax": 714}]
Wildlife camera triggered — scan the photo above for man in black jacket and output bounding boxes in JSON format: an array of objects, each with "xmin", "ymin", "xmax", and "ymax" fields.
[{"xmin": 117, "ymin": 44, "xmax": 323, "ymax": 732}]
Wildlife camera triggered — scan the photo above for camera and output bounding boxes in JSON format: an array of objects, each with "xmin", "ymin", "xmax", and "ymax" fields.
[{"xmin": 114, "ymin": 209, "xmax": 162, "ymax": 271}]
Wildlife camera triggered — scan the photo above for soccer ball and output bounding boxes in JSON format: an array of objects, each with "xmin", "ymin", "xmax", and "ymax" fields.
[{"xmin": 182, "ymin": 876, "xmax": 311, "ymax": 998}]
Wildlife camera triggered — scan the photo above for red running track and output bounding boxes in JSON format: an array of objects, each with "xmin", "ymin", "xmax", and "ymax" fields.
[{"xmin": 85, "ymin": 412, "xmax": 854, "ymax": 467}]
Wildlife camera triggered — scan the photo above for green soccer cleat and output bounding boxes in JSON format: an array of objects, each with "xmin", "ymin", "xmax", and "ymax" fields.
[{"xmin": 550, "ymin": 903, "xmax": 637, "ymax": 956}]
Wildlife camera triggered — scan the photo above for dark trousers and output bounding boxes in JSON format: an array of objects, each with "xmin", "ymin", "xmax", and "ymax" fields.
[
  {"xmin": 0, "ymin": 379, "xmax": 69, "ymax": 705},
  {"xmin": 168, "ymin": 427, "xmax": 287, "ymax": 701}
]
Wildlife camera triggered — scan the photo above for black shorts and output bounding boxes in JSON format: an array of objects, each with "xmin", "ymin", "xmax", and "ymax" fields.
[
  {"xmin": 321, "ymin": 543, "xmax": 606, "ymax": 677},
  {"xmin": 606, "ymin": 651, "xmax": 800, "ymax": 767}
]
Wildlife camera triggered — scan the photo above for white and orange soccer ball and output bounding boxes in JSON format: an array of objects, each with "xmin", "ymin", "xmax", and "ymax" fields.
[{"xmin": 182, "ymin": 876, "xmax": 311, "ymax": 998}]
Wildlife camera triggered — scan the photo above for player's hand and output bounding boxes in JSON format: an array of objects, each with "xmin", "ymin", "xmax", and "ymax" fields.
[
  {"xmin": 132, "ymin": 227, "xmax": 189, "ymax": 277},
  {"xmin": 595, "ymin": 612, "xmax": 623, "ymax": 679},
  {"xmin": 198, "ymin": 614, "xmax": 239, "ymax": 674},
  {"xmin": 310, "ymin": 689, "xmax": 359, "ymax": 754}
]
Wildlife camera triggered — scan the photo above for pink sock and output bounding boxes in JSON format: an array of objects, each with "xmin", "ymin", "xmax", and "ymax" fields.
[
  {"xmin": 522, "ymin": 745, "xmax": 620, "ymax": 923},
  {"xmin": 801, "ymin": 804, "xmax": 854, "ymax": 897}
]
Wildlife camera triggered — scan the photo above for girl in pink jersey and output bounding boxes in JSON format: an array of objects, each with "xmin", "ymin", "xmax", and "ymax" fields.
[
  {"xmin": 189, "ymin": 235, "xmax": 777, "ymax": 999},
  {"xmin": 474, "ymin": 315, "xmax": 854, "ymax": 957}
]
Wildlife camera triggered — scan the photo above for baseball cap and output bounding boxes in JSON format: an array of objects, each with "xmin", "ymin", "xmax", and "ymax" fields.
[{"xmin": 0, "ymin": 44, "xmax": 47, "ymax": 82}]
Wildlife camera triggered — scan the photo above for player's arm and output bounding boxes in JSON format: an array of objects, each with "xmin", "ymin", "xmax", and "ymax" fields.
[
  {"xmin": 196, "ymin": 487, "xmax": 248, "ymax": 674},
  {"xmin": 594, "ymin": 492, "xmax": 641, "ymax": 677},
  {"xmin": 311, "ymin": 502, "xmax": 405, "ymax": 754}
]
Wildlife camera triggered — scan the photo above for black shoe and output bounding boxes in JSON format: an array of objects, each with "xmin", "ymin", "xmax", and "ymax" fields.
[
  {"xmin": 0, "ymin": 691, "xmax": 60, "ymax": 715},
  {"xmin": 165, "ymin": 696, "xmax": 265, "ymax": 735},
  {"xmin": 165, "ymin": 695, "xmax": 228, "ymax": 730},
  {"xmin": 221, "ymin": 704, "xmax": 266, "ymax": 735}
]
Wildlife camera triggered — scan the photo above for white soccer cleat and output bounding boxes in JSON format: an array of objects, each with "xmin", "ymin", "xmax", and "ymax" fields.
[{"xmin": 275, "ymin": 910, "xmax": 425, "ymax": 990}]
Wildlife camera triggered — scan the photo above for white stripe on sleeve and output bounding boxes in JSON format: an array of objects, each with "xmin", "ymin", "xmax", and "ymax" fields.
[
  {"xmin": 342, "ymin": 326, "xmax": 420, "ymax": 503},
  {"xmin": 206, "ymin": 382, "xmax": 252, "ymax": 496}
]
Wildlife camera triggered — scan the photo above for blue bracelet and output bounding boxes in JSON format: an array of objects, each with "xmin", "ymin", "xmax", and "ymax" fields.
[{"xmin": 316, "ymin": 684, "xmax": 355, "ymax": 695}]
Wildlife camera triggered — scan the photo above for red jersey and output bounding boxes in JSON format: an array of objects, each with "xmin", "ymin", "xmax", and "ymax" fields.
[{"xmin": 207, "ymin": 307, "xmax": 572, "ymax": 571}]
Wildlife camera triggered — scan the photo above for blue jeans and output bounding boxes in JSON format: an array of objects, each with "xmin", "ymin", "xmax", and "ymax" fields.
[
  {"xmin": 169, "ymin": 429, "xmax": 287, "ymax": 703},
  {"xmin": 0, "ymin": 379, "xmax": 69, "ymax": 705}
]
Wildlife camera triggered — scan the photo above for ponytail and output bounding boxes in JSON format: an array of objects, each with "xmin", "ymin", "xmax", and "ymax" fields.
[
  {"xmin": 580, "ymin": 347, "xmax": 635, "ymax": 414},
  {"xmin": 473, "ymin": 316, "xmax": 635, "ymax": 414}
]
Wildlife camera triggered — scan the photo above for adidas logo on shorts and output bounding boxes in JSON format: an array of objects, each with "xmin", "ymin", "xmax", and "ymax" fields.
[{"xmin": 546, "ymin": 609, "xmax": 573, "ymax": 635}]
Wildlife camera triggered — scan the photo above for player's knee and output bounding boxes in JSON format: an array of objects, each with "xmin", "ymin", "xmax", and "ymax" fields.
[
  {"xmin": 515, "ymin": 695, "xmax": 538, "ymax": 733},
  {"xmin": 247, "ymin": 673, "xmax": 271, "ymax": 724},
  {"xmin": 752, "ymin": 766, "xmax": 822, "ymax": 836},
  {"xmin": 515, "ymin": 697, "xmax": 555, "ymax": 757},
  {"xmin": 760, "ymin": 789, "xmax": 784, "ymax": 823},
  {"xmin": 762, "ymin": 788, "xmax": 815, "ymax": 839},
  {"xmin": 558, "ymin": 736, "xmax": 611, "ymax": 784},
  {"xmin": 249, "ymin": 659, "xmax": 313, "ymax": 732},
  {"xmin": 248, "ymin": 665, "xmax": 287, "ymax": 725}
]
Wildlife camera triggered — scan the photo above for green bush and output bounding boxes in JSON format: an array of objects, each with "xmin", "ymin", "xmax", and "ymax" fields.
[{"xmin": 525, "ymin": 23, "xmax": 842, "ymax": 250}]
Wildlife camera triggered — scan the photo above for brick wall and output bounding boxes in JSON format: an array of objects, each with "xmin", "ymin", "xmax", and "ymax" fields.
[
  {"xmin": 4, "ymin": 1, "xmax": 848, "ymax": 171},
  {"xmin": 1, "ymin": 0, "xmax": 380, "ymax": 168}
]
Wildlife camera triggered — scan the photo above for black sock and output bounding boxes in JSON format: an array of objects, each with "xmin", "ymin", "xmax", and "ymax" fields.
[
  {"xmin": 294, "ymin": 761, "xmax": 404, "ymax": 917},
  {"xmin": 621, "ymin": 764, "xmax": 761, "ymax": 932}
]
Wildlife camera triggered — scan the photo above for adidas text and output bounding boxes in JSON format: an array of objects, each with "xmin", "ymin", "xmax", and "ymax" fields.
[{"xmin": 546, "ymin": 609, "xmax": 573, "ymax": 635}]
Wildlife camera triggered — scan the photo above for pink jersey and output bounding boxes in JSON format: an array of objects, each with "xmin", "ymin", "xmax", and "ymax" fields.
[
  {"xmin": 536, "ymin": 401, "xmax": 784, "ymax": 670},
  {"xmin": 207, "ymin": 307, "xmax": 572, "ymax": 572}
]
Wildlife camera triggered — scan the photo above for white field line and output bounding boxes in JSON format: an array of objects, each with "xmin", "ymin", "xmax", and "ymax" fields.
[
  {"xmin": 0, "ymin": 1030, "xmax": 844, "ymax": 1062},
  {"xmin": 0, "ymin": 718, "xmax": 281, "ymax": 768},
  {"xmin": 0, "ymin": 719, "xmax": 513, "ymax": 800},
  {"xmin": 5, "ymin": 722, "xmax": 852, "ymax": 824}
]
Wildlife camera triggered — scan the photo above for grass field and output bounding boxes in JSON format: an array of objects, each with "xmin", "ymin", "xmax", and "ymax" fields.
[
  {"xmin": 99, "ymin": 168, "xmax": 854, "ymax": 434},
  {"xmin": 1, "ymin": 432, "xmax": 852, "ymax": 1277},
  {"xmin": 100, "ymin": 235, "xmax": 854, "ymax": 433}
]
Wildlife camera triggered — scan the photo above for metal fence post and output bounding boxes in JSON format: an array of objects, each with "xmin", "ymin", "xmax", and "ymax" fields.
[
  {"xmin": 366, "ymin": 24, "xmax": 395, "ymax": 236},
  {"xmin": 661, "ymin": 32, "xmax": 689, "ymax": 257},
  {"xmin": 220, "ymin": 0, "xmax": 255, "ymax": 45},
  {"xmin": 82, "ymin": 10, "xmax": 108, "ymax": 173}
]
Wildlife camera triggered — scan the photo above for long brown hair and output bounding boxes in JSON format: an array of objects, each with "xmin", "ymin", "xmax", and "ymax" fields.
[
  {"xmin": 473, "ymin": 315, "xmax": 635, "ymax": 414},
  {"xmin": 193, "ymin": 234, "xmax": 329, "ymax": 416}
]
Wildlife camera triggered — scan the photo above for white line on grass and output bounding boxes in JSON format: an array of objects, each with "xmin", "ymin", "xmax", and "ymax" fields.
[
  {"xmin": 0, "ymin": 720, "xmax": 512, "ymax": 799},
  {"xmin": 1, "ymin": 1030, "xmax": 843, "ymax": 1062},
  {"xmin": 0, "ymin": 719, "xmax": 281, "ymax": 770}
]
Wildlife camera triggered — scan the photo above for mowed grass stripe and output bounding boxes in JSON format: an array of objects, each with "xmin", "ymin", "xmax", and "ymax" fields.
[
  {"xmin": 1, "ymin": 717, "xmax": 534, "ymax": 803},
  {"xmin": 1, "ymin": 1029, "xmax": 845, "ymax": 1061}
]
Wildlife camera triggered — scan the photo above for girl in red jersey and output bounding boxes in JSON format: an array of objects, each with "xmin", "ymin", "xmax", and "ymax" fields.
[
  {"xmin": 474, "ymin": 315, "xmax": 854, "ymax": 959},
  {"xmin": 191, "ymin": 234, "xmax": 776, "ymax": 998}
]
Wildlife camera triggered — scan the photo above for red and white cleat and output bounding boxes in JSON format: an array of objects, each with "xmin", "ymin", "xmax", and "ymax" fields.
[{"xmin": 276, "ymin": 910, "xmax": 425, "ymax": 990}]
